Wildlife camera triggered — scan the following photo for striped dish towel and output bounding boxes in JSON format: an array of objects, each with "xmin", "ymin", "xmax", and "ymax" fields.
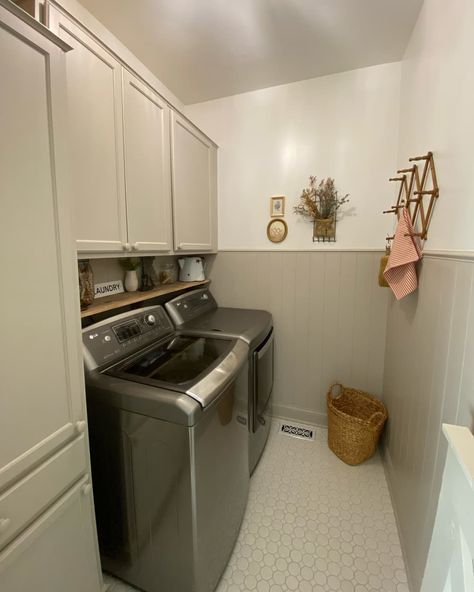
[{"xmin": 384, "ymin": 208, "xmax": 422, "ymax": 300}]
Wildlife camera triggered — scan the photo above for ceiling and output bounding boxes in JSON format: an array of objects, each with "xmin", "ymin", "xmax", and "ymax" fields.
[{"xmin": 79, "ymin": 0, "xmax": 423, "ymax": 104}]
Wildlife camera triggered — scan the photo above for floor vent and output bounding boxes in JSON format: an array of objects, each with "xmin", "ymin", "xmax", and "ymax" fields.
[{"xmin": 279, "ymin": 422, "xmax": 315, "ymax": 441}]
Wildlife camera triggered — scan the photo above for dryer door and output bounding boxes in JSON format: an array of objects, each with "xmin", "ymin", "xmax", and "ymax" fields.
[{"xmin": 253, "ymin": 329, "xmax": 274, "ymax": 432}]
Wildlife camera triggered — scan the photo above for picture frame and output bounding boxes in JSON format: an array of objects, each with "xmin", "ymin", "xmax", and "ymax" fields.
[
  {"xmin": 267, "ymin": 218, "xmax": 288, "ymax": 243},
  {"xmin": 270, "ymin": 196, "xmax": 285, "ymax": 217}
]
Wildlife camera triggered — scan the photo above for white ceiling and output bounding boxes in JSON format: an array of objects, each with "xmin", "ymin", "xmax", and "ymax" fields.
[{"xmin": 78, "ymin": 0, "xmax": 423, "ymax": 104}]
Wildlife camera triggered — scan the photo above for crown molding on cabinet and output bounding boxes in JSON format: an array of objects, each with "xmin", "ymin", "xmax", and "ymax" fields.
[
  {"xmin": 47, "ymin": 0, "xmax": 218, "ymax": 148},
  {"xmin": 1, "ymin": 0, "xmax": 71, "ymax": 49}
]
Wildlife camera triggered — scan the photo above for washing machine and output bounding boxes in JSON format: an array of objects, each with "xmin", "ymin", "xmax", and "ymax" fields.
[{"xmin": 82, "ymin": 304, "xmax": 249, "ymax": 592}]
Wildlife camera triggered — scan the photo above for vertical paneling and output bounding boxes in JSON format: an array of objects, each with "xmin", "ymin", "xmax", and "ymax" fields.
[
  {"xmin": 307, "ymin": 254, "xmax": 326, "ymax": 413},
  {"xmin": 382, "ymin": 255, "xmax": 474, "ymax": 592},
  {"xmin": 210, "ymin": 251, "xmax": 389, "ymax": 425}
]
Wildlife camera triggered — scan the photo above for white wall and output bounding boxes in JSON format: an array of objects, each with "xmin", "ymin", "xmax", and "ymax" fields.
[
  {"xmin": 383, "ymin": 0, "xmax": 474, "ymax": 590},
  {"xmin": 186, "ymin": 62, "xmax": 401, "ymax": 250},
  {"xmin": 397, "ymin": 0, "xmax": 474, "ymax": 252}
]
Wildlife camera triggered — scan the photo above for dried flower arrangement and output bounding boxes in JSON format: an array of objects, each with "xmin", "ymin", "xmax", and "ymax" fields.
[
  {"xmin": 294, "ymin": 176, "xmax": 350, "ymax": 242},
  {"xmin": 294, "ymin": 176, "xmax": 349, "ymax": 220}
]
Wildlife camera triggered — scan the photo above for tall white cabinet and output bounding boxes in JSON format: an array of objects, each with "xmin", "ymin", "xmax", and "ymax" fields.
[
  {"xmin": 0, "ymin": 3, "xmax": 101, "ymax": 590},
  {"xmin": 171, "ymin": 113, "xmax": 218, "ymax": 252}
]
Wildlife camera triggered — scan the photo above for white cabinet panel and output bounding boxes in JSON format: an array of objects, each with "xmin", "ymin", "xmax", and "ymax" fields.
[
  {"xmin": 0, "ymin": 6, "xmax": 87, "ymax": 490},
  {"xmin": 122, "ymin": 70, "xmax": 172, "ymax": 252},
  {"xmin": 49, "ymin": 7, "xmax": 127, "ymax": 253},
  {"xmin": 171, "ymin": 112, "xmax": 217, "ymax": 252},
  {"xmin": 0, "ymin": 436, "xmax": 87, "ymax": 551},
  {"xmin": 0, "ymin": 478, "xmax": 101, "ymax": 592}
]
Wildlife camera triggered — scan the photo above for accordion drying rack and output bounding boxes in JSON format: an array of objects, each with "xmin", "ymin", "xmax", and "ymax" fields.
[{"xmin": 383, "ymin": 151, "xmax": 439, "ymax": 242}]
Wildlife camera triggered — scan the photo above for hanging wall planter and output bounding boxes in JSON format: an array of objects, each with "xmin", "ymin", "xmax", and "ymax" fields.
[
  {"xmin": 294, "ymin": 176, "xmax": 349, "ymax": 243},
  {"xmin": 313, "ymin": 215, "xmax": 336, "ymax": 242}
]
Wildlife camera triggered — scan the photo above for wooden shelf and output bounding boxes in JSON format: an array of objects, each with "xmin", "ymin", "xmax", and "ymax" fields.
[{"xmin": 81, "ymin": 280, "xmax": 210, "ymax": 318}]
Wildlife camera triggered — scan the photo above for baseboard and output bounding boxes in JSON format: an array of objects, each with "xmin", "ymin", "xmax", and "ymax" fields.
[
  {"xmin": 271, "ymin": 404, "xmax": 327, "ymax": 428},
  {"xmin": 381, "ymin": 446, "xmax": 416, "ymax": 592}
]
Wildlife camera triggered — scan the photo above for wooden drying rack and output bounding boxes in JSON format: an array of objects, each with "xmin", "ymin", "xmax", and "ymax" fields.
[{"xmin": 383, "ymin": 151, "xmax": 439, "ymax": 242}]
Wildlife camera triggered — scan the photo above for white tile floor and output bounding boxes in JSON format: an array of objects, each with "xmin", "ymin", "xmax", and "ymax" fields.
[{"xmin": 104, "ymin": 421, "xmax": 408, "ymax": 592}]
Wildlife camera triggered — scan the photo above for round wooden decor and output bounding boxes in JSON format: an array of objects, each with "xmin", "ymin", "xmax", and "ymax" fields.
[{"xmin": 267, "ymin": 219, "xmax": 288, "ymax": 243}]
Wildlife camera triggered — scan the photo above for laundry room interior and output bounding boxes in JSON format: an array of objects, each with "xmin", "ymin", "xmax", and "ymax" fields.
[{"xmin": 2, "ymin": 0, "xmax": 474, "ymax": 591}]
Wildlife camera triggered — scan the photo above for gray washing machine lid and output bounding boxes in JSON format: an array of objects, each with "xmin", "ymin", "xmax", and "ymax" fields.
[
  {"xmin": 106, "ymin": 334, "xmax": 248, "ymax": 408},
  {"xmin": 177, "ymin": 308, "xmax": 273, "ymax": 350},
  {"xmin": 166, "ymin": 289, "xmax": 273, "ymax": 350}
]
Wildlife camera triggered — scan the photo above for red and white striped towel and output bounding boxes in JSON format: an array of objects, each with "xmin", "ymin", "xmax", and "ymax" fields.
[{"xmin": 384, "ymin": 208, "xmax": 422, "ymax": 300}]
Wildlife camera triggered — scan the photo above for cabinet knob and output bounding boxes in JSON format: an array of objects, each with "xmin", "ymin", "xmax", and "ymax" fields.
[
  {"xmin": 0, "ymin": 518, "xmax": 11, "ymax": 534},
  {"xmin": 75, "ymin": 420, "xmax": 86, "ymax": 434},
  {"xmin": 132, "ymin": 242, "xmax": 139, "ymax": 251},
  {"xmin": 123, "ymin": 242, "xmax": 131, "ymax": 251},
  {"xmin": 81, "ymin": 483, "xmax": 92, "ymax": 496}
]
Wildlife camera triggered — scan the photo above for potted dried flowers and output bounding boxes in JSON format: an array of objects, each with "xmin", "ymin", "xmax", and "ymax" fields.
[{"xmin": 294, "ymin": 176, "xmax": 350, "ymax": 242}]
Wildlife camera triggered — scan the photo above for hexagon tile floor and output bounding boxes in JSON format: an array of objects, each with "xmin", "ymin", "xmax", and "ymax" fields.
[{"xmin": 104, "ymin": 420, "xmax": 409, "ymax": 592}]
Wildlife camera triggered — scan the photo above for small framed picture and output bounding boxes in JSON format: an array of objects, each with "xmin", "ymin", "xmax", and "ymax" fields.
[{"xmin": 270, "ymin": 196, "xmax": 285, "ymax": 217}]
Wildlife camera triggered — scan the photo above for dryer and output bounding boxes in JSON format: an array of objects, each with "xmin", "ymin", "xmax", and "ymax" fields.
[{"xmin": 166, "ymin": 288, "xmax": 274, "ymax": 474}]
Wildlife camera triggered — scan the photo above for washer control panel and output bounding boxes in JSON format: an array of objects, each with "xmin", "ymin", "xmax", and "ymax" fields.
[{"xmin": 83, "ymin": 305, "xmax": 174, "ymax": 370}]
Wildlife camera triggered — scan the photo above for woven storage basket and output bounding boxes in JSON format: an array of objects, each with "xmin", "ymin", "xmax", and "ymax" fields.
[{"xmin": 327, "ymin": 383, "xmax": 388, "ymax": 465}]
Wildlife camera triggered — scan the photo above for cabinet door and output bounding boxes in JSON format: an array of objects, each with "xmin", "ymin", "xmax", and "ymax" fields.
[
  {"xmin": 0, "ymin": 6, "xmax": 87, "ymax": 490},
  {"xmin": 0, "ymin": 478, "xmax": 101, "ymax": 592},
  {"xmin": 49, "ymin": 7, "xmax": 128, "ymax": 253},
  {"xmin": 171, "ymin": 112, "xmax": 217, "ymax": 252},
  {"xmin": 122, "ymin": 70, "xmax": 172, "ymax": 252}
]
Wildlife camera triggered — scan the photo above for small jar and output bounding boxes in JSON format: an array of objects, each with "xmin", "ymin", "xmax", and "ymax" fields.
[
  {"xmin": 78, "ymin": 261, "xmax": 94, "ymax": 309},
  {"xmin": 157, "ymin": 261, "xmax": 178, "ymax": 285}
]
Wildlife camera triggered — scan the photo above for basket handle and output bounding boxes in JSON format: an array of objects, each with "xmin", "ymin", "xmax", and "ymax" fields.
[
  {"xmin": 368, "ymin": 411, "xmax": 386, "ymax": 427},
  {"xmin": 328, "ymin": 383, "xmax": 344, "ymax": 400}
]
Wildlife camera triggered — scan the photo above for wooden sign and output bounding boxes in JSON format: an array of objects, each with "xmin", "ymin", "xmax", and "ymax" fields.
[{"xmin": 94, "ymin": 280, "xmax": 124, "ymax": 299}]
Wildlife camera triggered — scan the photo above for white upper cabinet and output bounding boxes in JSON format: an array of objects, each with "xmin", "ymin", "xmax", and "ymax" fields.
[
  {"xmin": 0, "ymin": 4, "xmax": 89, "ymax": 491},
  {"xmin": 49, "ymin": 7, "xmax": 128, "ymax": 253},
  {"xmin": 48, "ymin": 5, "xmax": 217, "ymax": 255},
  {"xmin": 171, "ymin": 112, "xmax": 217, "ymax": 252},
  {"xmin": 122, "ymin": 70, "xmax": 172, "ymax": 252}
]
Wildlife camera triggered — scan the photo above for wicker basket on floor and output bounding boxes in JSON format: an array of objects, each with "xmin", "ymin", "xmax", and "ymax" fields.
[{"xmin": 327, "ymin": 383, "xmax": 388, "ymax": 465}]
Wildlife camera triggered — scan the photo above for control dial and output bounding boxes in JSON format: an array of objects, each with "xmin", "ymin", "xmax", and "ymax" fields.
[{"xmin": 144, "ymin": 314, "xmax": 156, "ymax": 326}]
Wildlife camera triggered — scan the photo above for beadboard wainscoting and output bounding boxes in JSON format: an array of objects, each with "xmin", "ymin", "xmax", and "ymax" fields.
[
  {"xmin": 209, "ymin": 251, "xmax": 389, "ymax": 426},
  {"xmin": 382, "ymin": 254, "xmax": 474, "ymax": 591}
]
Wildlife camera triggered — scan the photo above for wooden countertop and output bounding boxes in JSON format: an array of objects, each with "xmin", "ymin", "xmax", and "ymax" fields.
[{"xmin": 81, "ymin": 279, "xmax": 210, "ymax": 318}]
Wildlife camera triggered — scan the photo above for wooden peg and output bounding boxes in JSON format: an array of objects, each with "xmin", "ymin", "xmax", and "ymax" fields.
[
  {"xmin": 389, "ymin": 176, "xmax": 405, "ymax": 182},
  {"xmin": 409, "ymin": 151, "xmax": 432, "ymax": 162},
  {"xmin": 383, "ymin": 204, "xmax": 404, "ymax": 213},
  {"xmin": 414, "ymin": 189, "xmax": 439, "ymax": 197}
]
